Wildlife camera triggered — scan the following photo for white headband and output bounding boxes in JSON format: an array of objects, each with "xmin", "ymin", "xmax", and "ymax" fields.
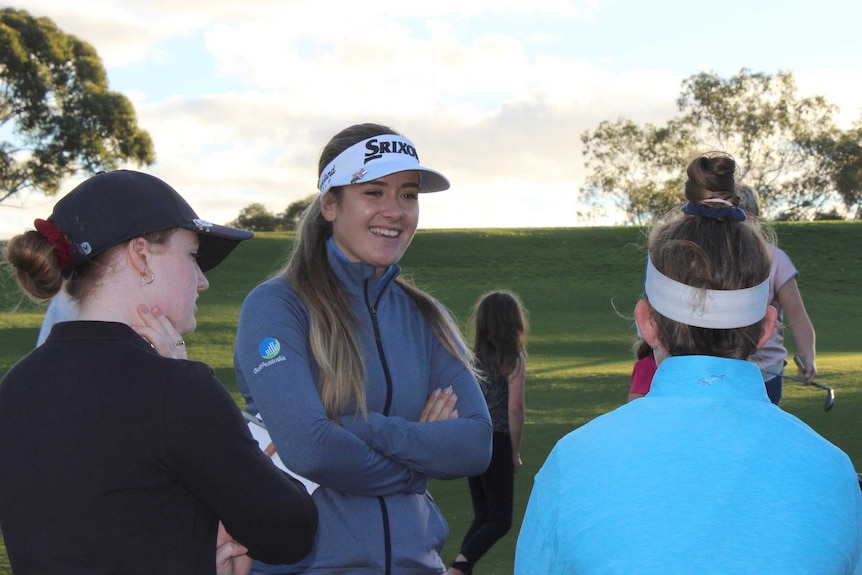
[
  {"xmin": 317, "ymin": 135, "xmax": 450, "ymax": 195},
  {"xmin": 644, "ymin": 254, "xmax": 770, "ymax": 329}
]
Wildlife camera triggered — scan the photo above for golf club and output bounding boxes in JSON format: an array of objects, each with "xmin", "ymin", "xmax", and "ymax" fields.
[
  {"xmin": 793, "ymin": 354, "xmax": 834, "ymax": 411},
  {"xmin": 782, "ymin": 374, "xmax": 835, "ymax": 411},
  {"xmin": 763, "ymin": 354, "xmax": 834, "ymax": 411}
]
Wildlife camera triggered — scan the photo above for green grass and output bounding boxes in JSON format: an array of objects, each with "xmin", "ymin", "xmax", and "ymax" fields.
[{"xmin": 2, "ymin": 222, "xmax": 862, "ymax": 574}]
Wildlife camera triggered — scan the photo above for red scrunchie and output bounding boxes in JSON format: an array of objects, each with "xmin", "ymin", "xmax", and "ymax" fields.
[{"xmin": 34, "ymin": 219, "xmax": 73, "ymax": 270}]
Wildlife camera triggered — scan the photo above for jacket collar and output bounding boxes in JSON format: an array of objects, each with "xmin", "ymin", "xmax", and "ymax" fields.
[
  {"xmin": 649, "ymin": 355, "xmax": 771, "ymax": 403},
  {"xmin": 46, "ymin": 320, "xmax": 156, "ymax": 354},
  {"xmin": 325, "ymin": 238, "xmax": 400, "ymax": 306}
]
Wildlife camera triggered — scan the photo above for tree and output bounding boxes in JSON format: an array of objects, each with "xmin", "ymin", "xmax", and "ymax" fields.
[
  {"xmin": 581, "ymin": 69, "xmax": 843, "ymax": 222},
  {"xmin": 798, "ymin": 122, "xmax": 862, "ymax": 220},
  {"xmin": 677, "ymin": 70, "xmax": 837, "ymax": 217},
  {"xmin": 580, "ymin": 117, "xmax": 697, "ymax": 224},
  {"xmin": 230, "ymin": 203, "xmax": 280, "ymax": 231},
  {"xmin": 278, "ymin": 194, "xmax": 316, "ymax": 230},
  {"xmin": 0, "ymin": 8, "xmax": 155, "ymax": 202},
  {"xmin": 231, "ymin": 196, "xmax": 317, "ymax": 232}
]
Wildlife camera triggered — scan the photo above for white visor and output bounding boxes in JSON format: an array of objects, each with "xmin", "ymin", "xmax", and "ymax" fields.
[
  {"xmin": 318, "ymin": 135, "xmax": 450, "ymax": 195},
  {"xmin": 644, "ymin": 254, "xmax": 770, "ymax": 329}
]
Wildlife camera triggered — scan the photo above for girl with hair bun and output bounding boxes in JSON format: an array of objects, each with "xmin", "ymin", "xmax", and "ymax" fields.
[
  {"xmin": 516, "ymin": 152, "xmax": 862, "ymax": 574},
  {"xmin": 0, "ymin": 170, "xmax": 318, "ymax": 575}
]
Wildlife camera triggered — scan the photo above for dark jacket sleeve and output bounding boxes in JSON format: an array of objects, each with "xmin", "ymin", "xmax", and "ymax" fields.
[{"xmin": 161, "ymin": 360, "xmax": 318, "ymax": 564}]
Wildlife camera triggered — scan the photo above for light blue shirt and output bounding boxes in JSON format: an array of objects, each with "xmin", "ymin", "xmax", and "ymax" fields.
[{"xmin": 516, "ymin": 355, "xmax": 862, "ymax": 574}]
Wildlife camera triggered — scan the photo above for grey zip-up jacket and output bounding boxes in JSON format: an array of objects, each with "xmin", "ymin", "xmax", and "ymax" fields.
[{"xmin": 234, "ymin": 243, "xmax": 492, "ymax": 574}]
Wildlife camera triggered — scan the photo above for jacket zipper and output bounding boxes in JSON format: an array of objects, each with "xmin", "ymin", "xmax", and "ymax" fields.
[
  {"xmin": 365, "ymin": 281, "xmax": 394, "ymax": 416},
  {"xmin": 365, "ymin": 279, "xmax": 394, "ymax": 575},
  {"xmin": 378, "ymin": 497, "xmax": 393, "ymax": 575}
]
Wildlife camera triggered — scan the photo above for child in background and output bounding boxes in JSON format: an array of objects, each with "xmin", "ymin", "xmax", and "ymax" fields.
[
  {"xmin": 737, "ymin": 185, "xmax": 817, "ymax": 404},
  {"xmin": 627, "ymin": 338, "xmax": 657, "ymax": 402},
  {"xmin": 449, "ymin": 290, "xmax": 528, "ymax": 575}
]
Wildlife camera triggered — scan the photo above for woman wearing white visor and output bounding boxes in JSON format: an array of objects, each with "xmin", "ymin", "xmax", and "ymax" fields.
[
  {"xmin": 234, "ymin": 123, "xmax": 492, "ymax": 574},
  {"xmin": 516, "ymin": 152, "xmax": 862, "ymax": 574}
]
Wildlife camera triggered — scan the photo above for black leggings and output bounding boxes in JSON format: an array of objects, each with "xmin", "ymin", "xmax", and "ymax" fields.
[{"xmin": 457, "ymin": 431, "xmax": 514, "ymax": 572}]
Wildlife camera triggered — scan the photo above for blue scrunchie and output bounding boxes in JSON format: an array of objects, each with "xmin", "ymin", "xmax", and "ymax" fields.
[{"xmin": 681, "ymin": 202, "xmax": 746, "ymax": 221}]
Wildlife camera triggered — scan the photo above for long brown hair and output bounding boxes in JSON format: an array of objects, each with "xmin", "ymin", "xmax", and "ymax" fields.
[
  {"xmin": 283, "ymin": 123, "xmax": 473, "ymax": 419},
  {"xmin": 471, "ymin": 290, "xmax": 528, "ymax": 382}
]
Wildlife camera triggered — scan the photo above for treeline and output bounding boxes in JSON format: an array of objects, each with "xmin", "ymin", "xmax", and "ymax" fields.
[
  {"xmin": 229, "ymin": 195, "xmax": 315, "ymax": 232},
  {"xmin": 581, "ymin": 69, "xmax": 862, "ymax": 224}
]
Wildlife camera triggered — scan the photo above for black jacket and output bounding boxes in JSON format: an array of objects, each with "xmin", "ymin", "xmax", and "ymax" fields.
[{"xmin": 0, "ymin": 321, "xmax": 317, "ymax": 574}]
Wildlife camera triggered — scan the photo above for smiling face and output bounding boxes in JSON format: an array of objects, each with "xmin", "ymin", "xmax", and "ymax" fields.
[
  {"xmin": 145, "ymin": 228, "xmax": 209, "ymax": 335},
  {"xmin": 321, "ymin": 170, "xmax": 420, "ymax": 277}
]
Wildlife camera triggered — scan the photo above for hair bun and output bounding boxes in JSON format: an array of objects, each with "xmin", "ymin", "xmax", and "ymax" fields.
[{"xmin": 684, "ymin": 152, "xmax": 738, "ymax": 205}]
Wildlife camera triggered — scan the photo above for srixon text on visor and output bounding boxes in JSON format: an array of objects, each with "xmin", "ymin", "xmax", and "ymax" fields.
[{"xmin": 364, "ymin": 139, "xmax": 419, "ymax": 164}]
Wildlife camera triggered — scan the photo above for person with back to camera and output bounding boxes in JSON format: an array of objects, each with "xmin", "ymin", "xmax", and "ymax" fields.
[
  {"xmin": 737, "ymin": 184, "xmax": 817, "ymax": 404},
  {"xmin": 0, "ymin": 170, "xmax": 318, "ymax": 575},
  {"xmin": 624, "ymin": 186, "xmax": 814, "ymax": 405},
  {"xmin": 233, "ymin": 123, "xmax": 493, "ymax": 574},
  {"xmin": 626, "ymin": 338, "xmax": 657, "ymax": 402},
  {"xmin": 514, "ymin": 152, "xmax": 862, "ymax": 574},
  {"xmin": 448, "ymin": 290, "xmax": 528, "ymax": 575},
  {"xmin": 36, "ymin": 287, "xmax": 78, "ymax": 346}
]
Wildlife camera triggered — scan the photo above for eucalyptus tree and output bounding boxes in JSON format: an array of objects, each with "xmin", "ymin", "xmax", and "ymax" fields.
[
  {"xmin": 230, "ymin": 203, "xmax": 281, "ymax": 231},
  {"xmin": 581, "ymin": 117, "xmax": 697, "ymax": 224},
  {"xmin": 797, "ymin": 122, "xmax": 862, "ymax": 220},
  {"xmin": 581, "ymin": 69, "xmax": 842, "ymax": 222},
  {"xmin": 0, "ymin": 8, "xmax": 154, "ymax": 202}
]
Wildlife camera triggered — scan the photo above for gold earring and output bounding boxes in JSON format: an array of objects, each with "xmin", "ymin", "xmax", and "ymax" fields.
[{"xmin": 141, "ymin": 269, "xmax": 155, "ymax": 285}]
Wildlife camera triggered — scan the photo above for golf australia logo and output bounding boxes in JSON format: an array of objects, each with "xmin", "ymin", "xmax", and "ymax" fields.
[
  {"xmin": 254, "ymin": 337, "xmax": 286, "ymax": 374},
  {"xmin": 260, "ymin": 337, "xmax": 280, "ymax": 359}
]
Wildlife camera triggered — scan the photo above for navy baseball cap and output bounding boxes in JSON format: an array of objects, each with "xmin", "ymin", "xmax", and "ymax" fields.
[{"xmin": 49, "ymin": 170, "xmax": 253, "ymax": 273}]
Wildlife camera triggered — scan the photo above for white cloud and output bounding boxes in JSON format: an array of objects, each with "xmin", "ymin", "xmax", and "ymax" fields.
[
  {"xmin": 3, "ymin": 0, "xmax": 860, "ymax": 242},
  {"xmin": 796, "ymin": 68, "xmax": 862, "ymax": 129},
  {"xmin": 24, "ymin": 1, "xmax": 199, "ymax": 66}
]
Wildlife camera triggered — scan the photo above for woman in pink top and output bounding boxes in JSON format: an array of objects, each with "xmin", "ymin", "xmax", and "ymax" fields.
[{"xmin": 627, "ymin": 339, "xmax": 657, "ymax": 402}]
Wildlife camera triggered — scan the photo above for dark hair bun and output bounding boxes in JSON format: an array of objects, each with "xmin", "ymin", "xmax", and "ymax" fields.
[{"xmin": 684, "ymin": 152, "xmax": 739, "ymax": 206}]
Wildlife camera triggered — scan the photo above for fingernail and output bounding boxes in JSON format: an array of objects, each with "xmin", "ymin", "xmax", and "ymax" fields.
[
  {"xmin": 432, "ymin": 388, "xmax": 441, "ymax": 397},
  {"xmin": 450, "ymin": 409, "xmax": 459, "ymax": 419},
  {"xmin": 444, "ymin": 386, "xmax": 454, "ymax": 394}
]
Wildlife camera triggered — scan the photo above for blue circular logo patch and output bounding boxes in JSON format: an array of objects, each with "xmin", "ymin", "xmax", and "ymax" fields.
[{"xmin": 259, "ymin": 337, "xmax": 281, "ymax": 359}]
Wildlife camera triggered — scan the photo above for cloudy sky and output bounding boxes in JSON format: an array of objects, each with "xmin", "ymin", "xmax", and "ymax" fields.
[{"xmin": 3, "ymin": 0, "xmax": 861, "ymax": 239}]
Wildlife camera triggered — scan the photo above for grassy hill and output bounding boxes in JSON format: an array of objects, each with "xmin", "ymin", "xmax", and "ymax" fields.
[{"xmin": 1, "ymin": 223, "xmax": 861, "ymax": 574}]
